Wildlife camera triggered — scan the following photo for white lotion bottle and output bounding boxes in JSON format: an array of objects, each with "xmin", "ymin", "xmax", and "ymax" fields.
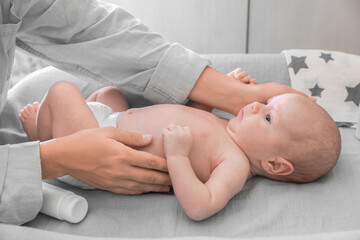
[{"xmin": 40, "ymin": 182, "xmax": 88, "ymax": 223}]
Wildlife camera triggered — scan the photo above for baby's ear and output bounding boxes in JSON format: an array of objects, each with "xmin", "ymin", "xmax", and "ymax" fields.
[{"xmin": 260, "ymin": 156, "xmax": 294, "ymax": 176}]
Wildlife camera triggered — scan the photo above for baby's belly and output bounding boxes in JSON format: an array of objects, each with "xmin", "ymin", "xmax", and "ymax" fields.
[{"xmin": 116, "ymin": 105, "xmax": 228, "ymax": 182}]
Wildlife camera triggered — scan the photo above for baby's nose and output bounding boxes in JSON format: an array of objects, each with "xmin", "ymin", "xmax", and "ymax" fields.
[{"xmin": 250, "ymin": 102, "xmax": 261, "ymax": 114}]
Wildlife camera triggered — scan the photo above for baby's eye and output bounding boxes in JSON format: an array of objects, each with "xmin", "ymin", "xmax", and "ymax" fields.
[{"xmin": 265, "ymin": 114, "xmax": 271, "ymax": 123}]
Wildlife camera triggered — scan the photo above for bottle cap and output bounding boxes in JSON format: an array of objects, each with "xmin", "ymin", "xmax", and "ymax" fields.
[{"xmin": 59, "ymin": 194, "xmax": 88, "ymax": 223}]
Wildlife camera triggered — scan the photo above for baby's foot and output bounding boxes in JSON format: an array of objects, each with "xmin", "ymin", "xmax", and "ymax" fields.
[{"xmin": 19, "ymin": 102, "xmax": 40, "ymax": 141}]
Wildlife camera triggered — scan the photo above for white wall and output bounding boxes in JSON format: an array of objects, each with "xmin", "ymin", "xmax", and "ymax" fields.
[
  {"xmin": 248, "ymin": 0, "xmax": 360, "ymax": 54},
  {"xmin": 103, "ymin": 0, "xmax": 248, "ymax": 54},
  {"xmin": 103, "ymin": 0, "xmax": 360, "ymax": 55}
]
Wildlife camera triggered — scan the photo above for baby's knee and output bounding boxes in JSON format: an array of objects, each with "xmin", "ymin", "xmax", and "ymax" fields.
[
  {"xmin": 97, "ymin": 86, "xmax": 126, "ymax": 99},
  {"xmin": 98, "ymin": 86, "xmax": 124, "ymax": 95},
  {"xmin": 48, "ymin": 81, "xmax": 80, "ymax": 97}
]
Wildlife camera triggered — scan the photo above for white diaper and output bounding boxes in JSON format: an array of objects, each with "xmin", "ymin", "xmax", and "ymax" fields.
[
  {"xmin": 58, "ymin": 102, "xmax": 124, "ymax": 190},
  {"xmin": 87, "ymin": 102, "xmax": 123, "ymax": 128}
]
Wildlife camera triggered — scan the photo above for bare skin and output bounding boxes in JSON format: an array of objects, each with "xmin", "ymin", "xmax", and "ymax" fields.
[
  {"xmin": 20, "ymin": 84, "xmax": 171, "ymax": 194},
  {"xmin": 20, "ymin": 82, "xmax": 251, "ymax": 220},
  {"xmin": 19, "ymin": 69, "xmax": 254, "ymax": 183},
  {"xmin": 20, "ymin": 69, "xmax": 314, "ymax": 220},
  {"xmin": 19, "ymin": 102, "xmax": 40, "ymax": 141},
  {"xmin": 33, "ymin": 66, "xmax": 306, "ymax": 195}
]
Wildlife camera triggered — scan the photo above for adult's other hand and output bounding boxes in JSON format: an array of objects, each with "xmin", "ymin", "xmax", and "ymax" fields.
[{"xmin": 40, "ymin": 127, "xmax": 171, "ymax": 194}]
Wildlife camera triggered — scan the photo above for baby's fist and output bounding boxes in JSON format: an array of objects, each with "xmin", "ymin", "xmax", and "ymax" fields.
[{"xmin": 162, "ymin": 124, "xmax": 193, "ymax": 158}]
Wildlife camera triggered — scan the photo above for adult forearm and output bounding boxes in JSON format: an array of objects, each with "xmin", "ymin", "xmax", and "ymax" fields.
[
  {"xmin": 189, "ymin": 67, "xmax": 308, "ymax": 115},
  {"xmin": 14, "ymin": 0, "xmax": 210, "ymax": 106},
  {"xmin": 188, "ymin": 67, "xmax": 258, "ymax": 115},
  {"xmin": 39, "ymin": 139, "xmax": 66, "ymax": 179}
]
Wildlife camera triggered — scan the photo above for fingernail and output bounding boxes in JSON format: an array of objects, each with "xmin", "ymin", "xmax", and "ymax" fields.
[{"xmin": 142, "ymin": 134, "xmax": 152, "ymax": 141}]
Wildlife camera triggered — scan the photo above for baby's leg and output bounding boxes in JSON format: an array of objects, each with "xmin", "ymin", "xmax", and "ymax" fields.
[
  {"xmin": 36, "ymin": 81, "xmax": 99, "ymax": 141},
  {"xmin": 86, "ymin": 86, "xmax": 129, "ymax": 112}
]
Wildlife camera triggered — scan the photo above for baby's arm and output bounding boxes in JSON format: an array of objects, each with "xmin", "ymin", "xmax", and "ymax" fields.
[{"xmin": 162, "ymin": 124, "xmax": 249, "ymax": 221}]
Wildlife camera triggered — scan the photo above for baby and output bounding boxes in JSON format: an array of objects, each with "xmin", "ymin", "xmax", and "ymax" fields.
[{"xmin": 19, "ymin": 72, "xmax": 341, "ymax": 221}]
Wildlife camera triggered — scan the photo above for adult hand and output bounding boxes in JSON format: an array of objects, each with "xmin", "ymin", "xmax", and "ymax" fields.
[
  {"xmin": 228, "ymin": 82, "xmax": 313, "ymax": 115},
  {"xmin": 189, "ymin": 67, "xmax": 312, "ymax": 116},
  {"xmin": 40, "ymin": 127, "xmax": 171, "ymax": 194},
  {"xmin": 254, "ymin": 82, "xmax": 315, "ymax": 104},
  {"xmin": 227, "ymin": 69, "xmax": 310, "ymax": 114},
  {"xmin": 228, "ymin": 68, "xmax": 312, "ymax": 102},
  {"xmin": 228, "ymin": 68, "xmax": 257, "ymax": 84}
]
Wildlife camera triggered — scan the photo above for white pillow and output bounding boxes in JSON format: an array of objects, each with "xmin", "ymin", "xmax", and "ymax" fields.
[{"xmin": 282, "ymin": 49, "xmax": 360, "ymax": 128}]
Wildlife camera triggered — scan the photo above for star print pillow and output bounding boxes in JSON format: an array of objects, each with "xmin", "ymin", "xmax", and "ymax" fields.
[{"xmin": 282, "ymin": 49, "xmax": 360, "ymax": 128}]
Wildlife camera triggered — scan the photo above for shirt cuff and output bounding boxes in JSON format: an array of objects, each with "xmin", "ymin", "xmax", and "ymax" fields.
[
  {"xmin": 0, "ymin": 141, "xmax": 43, "ymax": 225},
  {"xmin": 144, "ymin": 43, "xmax": 210, "ymax": 104}
]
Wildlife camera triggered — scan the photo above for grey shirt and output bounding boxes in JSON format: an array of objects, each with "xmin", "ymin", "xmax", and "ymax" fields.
[{"xmin": 0, "ymin": 0, "xmax": 209, "ymax": 224}]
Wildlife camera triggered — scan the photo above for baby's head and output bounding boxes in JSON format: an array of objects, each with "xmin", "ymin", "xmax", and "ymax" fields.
[{"xmin": 226, "ymin": 93, "xmax": 341, "ymax": 183}]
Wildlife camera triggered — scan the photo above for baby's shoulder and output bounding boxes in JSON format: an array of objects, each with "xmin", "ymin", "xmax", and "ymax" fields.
[{"xmin": 213, "ymin": 142, "xmax": 249, "ymax": 169}]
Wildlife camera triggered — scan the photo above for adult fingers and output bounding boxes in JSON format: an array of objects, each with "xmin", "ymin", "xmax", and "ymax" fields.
[
  {"xmin": 235, "ymin": 71, "xmax": 248, "ymax": 80},
  {"xmin": 240, "ymin": 75, "xmax": 251, "ymax": 83},
  {"xmin": 227, "ymin": 71, "xmax": 236, "ymax": 78},
  {"xmin": 290, "ymin": 88, "xmax": 308, "ymax": 98},
  {"xmin": 126, "ymin": 166, "xmax": 172, "ymax": 186},
  {"xmin": 105, "ymin": 180, "xmax": 171, "ymax": 194},
  {"xmin": 227, "ymin": 68, "xmax": 240, "ymax": 77},
  {"xmin": 287, "ymin": 87, "xmax": 317, "ymax": 102},
  {"xmin": 127, "ymin": 148, "xmax": 169, "ymax": 173},
  {"xmin": 104, "ymin": 127, "xmax": 153, "ymax": 147}
]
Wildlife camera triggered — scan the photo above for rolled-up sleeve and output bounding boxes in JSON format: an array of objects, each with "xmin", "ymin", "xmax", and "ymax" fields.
[
  {"xmin": 13, "ymin": 0, "xmax": 210, "ymax": 104},
  {"xmin": 0, "ymin": 0, "xmax": 209, "ymax": 224},
  {"xmin": 0, "ymin": 142, "xmax": 43, "ymax": 224},
  {"xmin": 144, "ymin": 43, "xmax": 209, "ymax": 104}
]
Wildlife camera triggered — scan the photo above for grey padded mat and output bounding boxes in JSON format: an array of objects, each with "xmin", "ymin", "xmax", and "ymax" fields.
[{"xmin": 2, "ymin": 54, "xmax": 359, "ymax": 239}]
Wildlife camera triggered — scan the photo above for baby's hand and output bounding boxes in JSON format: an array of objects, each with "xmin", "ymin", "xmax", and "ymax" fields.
[
  {"xmin": 228, "ymin": 68, "xmax": 257, "ymax": 84},
  {"xmin": 162, "ymin": 124, "xmax": 193, "ymax": 158}
]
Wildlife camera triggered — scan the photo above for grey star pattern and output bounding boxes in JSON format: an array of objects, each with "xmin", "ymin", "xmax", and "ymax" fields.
[
  {"xmin": 345, "ymin": 83, "xmax": 360, "ymax": 106},
  {"xmin": 309, "ymin": 83, "xmax": 324, "ymax": 97},
  {"xmin": 336, "ymin": 122, "xmax": 354, "ymax": 128},
  {"xmin": 288, "ymin": 56, "xmax": 308, "ymax": 75},
  {"xmin": 319, "ymin": 52, "xmax": 334, "ymax": 63}
]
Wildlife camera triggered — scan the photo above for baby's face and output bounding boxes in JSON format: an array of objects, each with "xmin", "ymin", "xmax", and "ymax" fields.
[{"xmin": 226, "ymin": 93, "xmax": 313, "ymax": 162}]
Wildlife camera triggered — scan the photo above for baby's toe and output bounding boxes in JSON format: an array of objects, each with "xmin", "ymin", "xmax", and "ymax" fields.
[
  {"xmin": 32, "ymin": 102, "xmax": 40, "ymax": 112},
  {"xmin": 20, "ymin": 105, "xmax": 33, "ymax": 118},
  {"xmin": 20, "ymin": 108, "xmax": 28, "ymax": 118},
  {"xmin": 26, "ymin": 104, "xmax": 35, "ymax": 114},
  {"xmin": 18, "ymin": 113, "xmax": 25, "ymax": 122}
]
